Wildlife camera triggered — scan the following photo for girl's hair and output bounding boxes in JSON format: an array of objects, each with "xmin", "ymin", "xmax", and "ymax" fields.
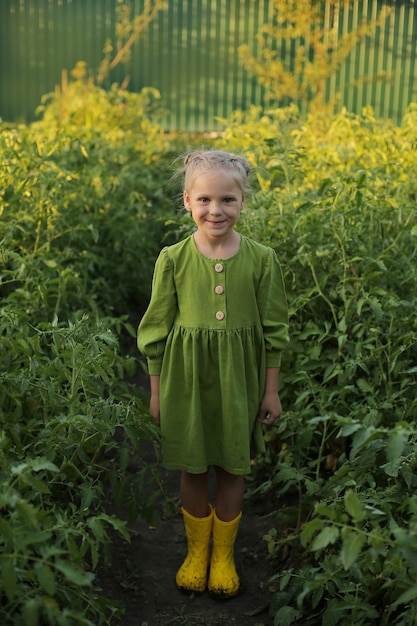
[{"xmin": 182, "ymin": 150, "xmax": 251, "ymax": 194}]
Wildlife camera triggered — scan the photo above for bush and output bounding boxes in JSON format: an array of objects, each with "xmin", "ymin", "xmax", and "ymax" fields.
[
  {"xmin": 0, "ymin": 303, "xmax": 162, "ymax": 624},
  {"xmin": 0, "ymin": 83, "xmax": 177, "ymax": 624},
  {"xmin": 182, "ymin": 104, "xmax": 417, "ymax": 624},
  {"xmin": 2, "ymin": 82, "xmax": 184, "ymax": 321}
]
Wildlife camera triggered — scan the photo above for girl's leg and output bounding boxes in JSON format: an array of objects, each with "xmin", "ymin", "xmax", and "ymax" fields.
[
  {"xmin": 176, "ymin": 470, "xmax": 212, "ymax": 594},
  {"xmin": 180, "ymin": 470, "xmax": 210, "ymax": 517},
  {"xmin": 213, "ymin": 466, "xmax": 244, "ymax": 521},
  {"xmin": 209, "ymin": 466, "xmax": 244, "ymax": 598}
]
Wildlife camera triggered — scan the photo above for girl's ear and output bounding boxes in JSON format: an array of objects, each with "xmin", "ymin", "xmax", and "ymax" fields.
[
  {"xmin": 241, "ymin": 192, "xmax": 246, "ymax": 209},
  {"xmin": 183, "ymin": 190, "xmax": 192, "ymax": 212}
]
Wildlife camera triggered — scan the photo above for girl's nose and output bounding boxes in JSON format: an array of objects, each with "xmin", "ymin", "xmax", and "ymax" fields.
[{"xmin": 209, "ymin": 202, "xmax": 222, "ymax": 214}]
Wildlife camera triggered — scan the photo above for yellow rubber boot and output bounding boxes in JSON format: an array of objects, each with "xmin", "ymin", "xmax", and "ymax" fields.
[
  {"xmin": 176, "ymin": 505, "xmax": 213, "ymax": 594},
  {"xmin": 208, "ymin": 510, "xmax": 242, "ymax": 599}
]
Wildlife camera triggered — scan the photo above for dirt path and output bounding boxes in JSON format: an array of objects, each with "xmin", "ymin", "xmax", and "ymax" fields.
[{"xmin": 98, "ymin": 452, "xmax": 280, "ymax": 626}]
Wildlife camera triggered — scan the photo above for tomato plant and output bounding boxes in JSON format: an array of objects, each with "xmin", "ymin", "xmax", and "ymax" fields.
[
  {"xmin": 1, "ymin": 81, "xmax": 417, "ymax": 624},
  {"xmin": 0, "ymin": 84, "xmax": 175, "ymax": 624},
  {"xmin": 220, "ymin": 104, "xmax": 417, "ymax": 625}
]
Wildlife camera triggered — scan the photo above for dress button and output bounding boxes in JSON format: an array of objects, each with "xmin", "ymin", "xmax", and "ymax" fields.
[
  {"xmin": 214, "ymin": 285, "xmax": 224, "ymax": 295},
  {"xmin": 216, "ymin": 311, "xmax": 225, "ymax": 321},
  {"xmin": 214, "ymin": 263, "xmax": 224, "ymax": 273}
]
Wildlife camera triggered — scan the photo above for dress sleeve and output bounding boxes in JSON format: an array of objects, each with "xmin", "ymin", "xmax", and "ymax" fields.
[
  {"xmin": 137, "ymin": 247, "xmax": 177, "ymax": 375},
  {"xmin": 257, "ymin": 248, "xmax": 290, "ymax": 368}
]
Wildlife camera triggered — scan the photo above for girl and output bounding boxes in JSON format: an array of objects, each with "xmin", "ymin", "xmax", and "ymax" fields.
[{"xmin": 137, "ymin": 150, "xmax": 289, "ymax": 599}]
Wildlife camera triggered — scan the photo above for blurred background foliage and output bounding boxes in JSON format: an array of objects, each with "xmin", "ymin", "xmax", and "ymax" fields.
[
  {"xmin": 1, "ymin": 0, "xmax": 416, "ymax": 128},
  {"xmin": 1, "ymin": 1, "xmax": 417, "ymax": 624}
]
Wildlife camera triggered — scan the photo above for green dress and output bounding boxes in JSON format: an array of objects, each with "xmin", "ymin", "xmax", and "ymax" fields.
[{"xmin": 137, "ymin": 234, "xmax": 289, "ymax": 475}]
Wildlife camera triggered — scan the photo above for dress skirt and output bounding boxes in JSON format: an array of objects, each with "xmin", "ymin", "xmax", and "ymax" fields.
[{"xmin": 159, "ymin": 324, "xmax": 267, "ymax": 475}]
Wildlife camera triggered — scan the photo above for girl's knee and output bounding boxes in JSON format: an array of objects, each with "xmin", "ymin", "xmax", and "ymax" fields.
[{"xmin": 214, "ymin": 466, "xmax": 243, "ymax": 484}]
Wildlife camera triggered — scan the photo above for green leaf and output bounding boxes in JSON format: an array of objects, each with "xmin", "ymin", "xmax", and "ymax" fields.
[
  {"xmin": 90, "ymin": 540, "xmax": 99, "ymax": 571},
  {"xmin": 95, "ymin": 513, "xmax": 130, "ymax": 543},
  {"xmin": 14, "ymin": 499, "xmax": 39, "ymax": 528},
  {"xmin": 312, "ymin": 584, "xmax": 324, "ymax": 609},
  {"xmin": 35, "ymin": 563, "xmax": 56, "ymax": 595},
  {"xmin": 20, "ymin": 473, "xmax": 51, "ymax": 494},
  {"xmin": 55, "ymin": 562, "xmax": 94, "ymax": 587},
  {"xmin": 300, "ymin": 518, "xmax": 324, "ymax": 547},
  {"xmin": 356, "ymin": 378, "xmax": 373, "ymax": 393},
  {"xmin": 1, "ymin": 557, "xmax": 17, "ymax": 602},
  {"xmin": 380, "ymin": 461, "xmax": 400, "ymax": 477},
  {"xmin": 350, "ymin": 427, "xmax": 381, "ymax": 459},
  {"xmin": 340, "ymin": 422, "xmax": 362, "ymax": 437},
  {"xmin": 39, "ymin": 545, "xmax": 66, "ymax": 560},
  {"xmin": 381, "ymin": 427, "xmax": 409, "ymax": 477},
  {"xmin": 323, "ymin": 598, "xmax": 379, "ymax": 625},
  {"xmin": 337, "ymin": 334, "xmax": 347, "ymax": 349},
  {"xmin": 392, "ymin": 585, "xmax": 417, "ymax": 608},
  {"xmin": 314, "ymin": 502, "xmax": 336, "ymax": 520},
  {"xmin": 279, "ymin": 572, "xmax": 293, "ymax": 590},
  {"xmin": 311, "ymin": 526, "xmax": 339, "ymax": 551},
  {"xmin": 0, "ymin": 518, "xmax": 14, "ymax": 545},
  {"xmin": 22, "ymin": 598, "xmax": 40, "ymax": 626},
  {"xmin": 31, "ymin": 458, "xmax": 59, "ymax": 473},
  {"xmin": 87, "ymin": 517, "xmax": 106, "ymax": 542},
  {"xmin": 273, "ymin": 606, "xmax": 302, "ymax": 625},
  {"xmin": 344, "ymin": 489, "xmax": 366, "ymax": 523},
  {"xmin": 341, "ymin": 528, "xmax": 366, "ymax": 569}
]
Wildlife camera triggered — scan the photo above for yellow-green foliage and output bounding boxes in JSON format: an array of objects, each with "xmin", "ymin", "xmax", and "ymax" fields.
[
  {"xmin": 0, "ymin": 85, "xmax": 177, "ymax": 625},
  {"xmin": 1, "ymin": 88, "xmax": 417, "ymax": 624},
  {"xmin": 239, "ymin": 0, "xmax": 391, "ymax": 112}
]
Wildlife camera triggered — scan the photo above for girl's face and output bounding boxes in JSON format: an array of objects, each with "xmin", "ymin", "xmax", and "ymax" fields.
[{"xmin": 183, "ymin": 170, "xmax": 245, "ymax": 242}]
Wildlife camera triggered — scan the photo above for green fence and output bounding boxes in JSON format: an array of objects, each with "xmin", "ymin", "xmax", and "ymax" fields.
[{"xmin": 0, "ymin": 0, "xmax": 416, "ymax": 130}]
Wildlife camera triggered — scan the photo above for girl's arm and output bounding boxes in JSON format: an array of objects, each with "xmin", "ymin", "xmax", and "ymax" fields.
[
  {"xmin": 258, "ymin": 367, "xmax": 282, "ymax": 425},
  {"xmin": 149, "ymin": 375, "xmax": 161, "ymax": 426},
  {"xmin": 137, "ymin": 248, "xmax": 177, "ymax": 376}
]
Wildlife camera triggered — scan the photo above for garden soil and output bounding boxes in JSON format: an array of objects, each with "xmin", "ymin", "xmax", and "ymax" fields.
[
  {"xmin": 96, "ymin": 361, "xmax": 286, "ymax": 626},
  {"xmin": 97, "ymin": 358, "xmax": 285, "ymax": 626},
  {"xmin": 98, "ymin": 441, "xmax": 282, "ymax": 626}
]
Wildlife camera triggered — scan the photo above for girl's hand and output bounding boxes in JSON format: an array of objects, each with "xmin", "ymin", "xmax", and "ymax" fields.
[
  {"xmin": 257, "ymin": 391, "xmax": 283, "ymax": 426},
  {"xmin": 149, "ymin": 375, "xmax": 161, "ymax": 426},
  {"xmin": 149, "ymin": 393, "xmax": 161, "ymax": 426}
]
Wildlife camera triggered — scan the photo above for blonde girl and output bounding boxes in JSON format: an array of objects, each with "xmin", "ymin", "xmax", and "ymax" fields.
[{"xmin": 138, "ymin": 149, "xmax": 289, "ymax": 598}]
